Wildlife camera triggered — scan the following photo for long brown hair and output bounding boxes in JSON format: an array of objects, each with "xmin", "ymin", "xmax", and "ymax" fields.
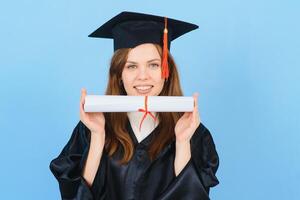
[{"xmin": 104, "ymin": 44, "xmax": 184, "ymax": 164}]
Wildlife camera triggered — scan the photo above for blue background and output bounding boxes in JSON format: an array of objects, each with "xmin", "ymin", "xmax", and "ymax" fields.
[{"xmin": 0, "ymin": 0, "xmax": 299, "ymax": 199}]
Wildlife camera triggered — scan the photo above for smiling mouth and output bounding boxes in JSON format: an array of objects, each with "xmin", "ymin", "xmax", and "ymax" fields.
[{"xmin": 134, "ymin": 85, "xmax": 154, "ymax": 94}]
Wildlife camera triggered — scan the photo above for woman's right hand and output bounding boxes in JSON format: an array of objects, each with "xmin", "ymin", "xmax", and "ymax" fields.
[{"xmin": 80, "ymin": 88, "xmax": 106, "ymax": 136}]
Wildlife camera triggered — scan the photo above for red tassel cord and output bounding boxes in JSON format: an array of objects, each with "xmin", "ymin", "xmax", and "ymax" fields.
[
  {"xmin": 138, "ymin": 96, "xmax": 157, "ymax": 132},
  {"xmin": 162, "ymin": 17, "xmax": 169, "ymax": 80}
]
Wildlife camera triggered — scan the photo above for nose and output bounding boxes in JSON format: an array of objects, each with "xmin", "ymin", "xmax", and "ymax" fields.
[{"xmin": 137, "ymin": 66, "xmax": 149, "ymax": 80}]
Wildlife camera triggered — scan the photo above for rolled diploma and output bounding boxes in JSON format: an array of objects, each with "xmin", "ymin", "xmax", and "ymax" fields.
[{"xmin": 84, "ymin": 95, "xmax": 194, "ymax": 112}]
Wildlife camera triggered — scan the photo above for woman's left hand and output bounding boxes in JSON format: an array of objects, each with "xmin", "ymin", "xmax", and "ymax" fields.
[{"xmin": 175, "ymin": 92, "xmax": 201, "ymax": 143}]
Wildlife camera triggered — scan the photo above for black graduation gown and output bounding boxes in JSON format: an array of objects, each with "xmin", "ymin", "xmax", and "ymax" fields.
[{"xmin": 50, "ymin": 121, "xmax": 219, "ymax": 200}]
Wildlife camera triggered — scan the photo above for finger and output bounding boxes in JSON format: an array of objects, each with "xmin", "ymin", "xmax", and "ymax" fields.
[
  {"xmin": 79, "ymin": 104, "xmax": 85, "ymax": 122},
  {"xmin": 193, "ymin": 103, "xmax": 200, "ymax": 119},
  {"xmin": 193, "ymin": 92, "xmax": 199, "ymax": 111},
  {"xmin": 193, "ymin": 92, "xmax": 199, "ymax": 108},
  {"xmin": 192, "ymin": 93, "xmax": 200, "ymax": 124},
  {"xmin": 194, "ymin": 110, "xmax": 200, "ymax": 122},
  {"xmin": 80, "ymin": 88, "xmax": 87, "ymax": 118},
  {"xmin": 81, "ymin": 88, "xmax": 87, "ymax": 103},
  {"xmin": 183, "ymin": 112, "xmax": 192, "ymax": 118},
  {"xmin": 183, "ymin": 112, "xmax": 189, "ymax": 116},
  {"xmin": 192, "ymin": 93, "xmax": 198, "ymax": 113}
]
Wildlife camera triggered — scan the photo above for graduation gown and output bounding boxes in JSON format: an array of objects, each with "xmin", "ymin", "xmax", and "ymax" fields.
[{"xmin": 50, "ymin": 121, "xmax": 219, "ymax": 200}]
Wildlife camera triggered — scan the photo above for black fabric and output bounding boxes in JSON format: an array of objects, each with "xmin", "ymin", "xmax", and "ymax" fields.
[
  {"xmin": 88, "ymin": 11, "xmax": 199, "ymax": 51},
  {"xmin": 50, "ymin": 121, "xmax": 219, "ymax": 200}
]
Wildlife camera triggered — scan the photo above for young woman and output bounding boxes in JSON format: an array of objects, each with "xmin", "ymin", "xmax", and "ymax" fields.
[{"xmin": 50, "ymin": 11, "xmax": 219, "ymax": 200}]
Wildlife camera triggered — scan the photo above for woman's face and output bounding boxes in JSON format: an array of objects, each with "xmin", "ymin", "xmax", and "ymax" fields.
[{"xmin": 121, "ymin": 43, "xmax": 165, "ymax": 96}]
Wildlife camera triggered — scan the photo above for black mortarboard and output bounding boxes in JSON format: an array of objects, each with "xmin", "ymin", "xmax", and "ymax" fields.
[{"xmin": 88, "ymin": 11, "xmax": 199, "ymax": 79}]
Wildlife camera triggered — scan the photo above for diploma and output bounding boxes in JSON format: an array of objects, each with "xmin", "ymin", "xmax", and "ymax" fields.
[{"xmin": 84, "ymin": 95, "xmax": 194, "ymax": 112}]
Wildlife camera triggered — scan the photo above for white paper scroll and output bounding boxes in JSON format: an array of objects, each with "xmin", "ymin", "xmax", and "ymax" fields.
[{"xmin": 84, "ymin": 95, "xmax": 194, "ymax": 112}]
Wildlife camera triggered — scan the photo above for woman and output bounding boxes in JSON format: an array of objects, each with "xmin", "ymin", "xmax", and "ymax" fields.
[{"xmin": 50, "ymin": 11, "xmax": 219, "ymax": 200}]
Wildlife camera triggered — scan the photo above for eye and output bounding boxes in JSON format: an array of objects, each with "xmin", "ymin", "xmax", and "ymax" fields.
[
  {"xmin": 149, "ymin": 63, "xmax": 160, "ymax": 68},
  {"xmin": 126, "ymin": 65, "xmax": 137, "ymax": 69}
]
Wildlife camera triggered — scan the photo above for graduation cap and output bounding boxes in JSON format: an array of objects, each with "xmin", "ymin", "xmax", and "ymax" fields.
[{"xmin": 88, "ymin": 11, "xmax": 199, "ymax": 79}]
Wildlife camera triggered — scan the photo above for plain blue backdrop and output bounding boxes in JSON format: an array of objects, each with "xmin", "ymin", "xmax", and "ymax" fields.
[{"xmin": 0, "ymin": 0, "xmax": 299, "ymax": 199}]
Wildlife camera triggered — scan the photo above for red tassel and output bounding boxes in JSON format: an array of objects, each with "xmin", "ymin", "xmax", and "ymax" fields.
[
  {"xmin": 138, "ymin": 96, "xmax": 157, "ymax": 132},
  {"xmin": 162, "ymin": 17, "xmax": 169, "ymax": 80}
]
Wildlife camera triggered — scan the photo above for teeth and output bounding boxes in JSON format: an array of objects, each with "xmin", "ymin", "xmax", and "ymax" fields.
[{"xmin": 135, "ymin": 86, "xmax": 152, "ymax": 90}]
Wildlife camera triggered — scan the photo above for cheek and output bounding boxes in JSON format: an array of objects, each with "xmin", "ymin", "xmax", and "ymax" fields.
[
  {"xmin": 122, "ymin": 71, "xmax": 135, "ymax": 87},
  {"xmin": 153, "ymin": 76, "xmax": 164, "ymax": 88},
  {"xmin": 158, "ymin": 79, "xmax": 165, "ymax": 89},
  {"xmin": 154, "ymin": 79, "xmax": 165, "ymax": 95},
  {"xmin": 152, "ymin": 71, "xmax": 163, "ymax": 83}
]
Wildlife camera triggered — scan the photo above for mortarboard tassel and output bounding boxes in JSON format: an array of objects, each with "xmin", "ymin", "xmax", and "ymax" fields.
[{"xmin": 162, "ymin": 17, "xmax": 169, "ymax": 80}]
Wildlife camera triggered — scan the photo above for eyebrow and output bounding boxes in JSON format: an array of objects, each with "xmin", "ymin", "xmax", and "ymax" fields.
[{"xmin": 126, "ymin": 59, "xmax": 161, "ymax": 64}]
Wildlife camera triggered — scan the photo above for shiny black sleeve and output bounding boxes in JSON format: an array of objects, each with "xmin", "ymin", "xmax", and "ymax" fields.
[
  {"xmin": 158, "ymin": 123, "xmax": 219, "ymax": 200},
  {"xmin": 49, "ymin": 121, "xmax": 106, "ymax": 200}
]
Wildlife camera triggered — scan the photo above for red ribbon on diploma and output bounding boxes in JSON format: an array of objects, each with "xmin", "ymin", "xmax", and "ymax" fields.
[{"xmin": 138, "ymin": 96, "xmax": 157, "ymax": 132}]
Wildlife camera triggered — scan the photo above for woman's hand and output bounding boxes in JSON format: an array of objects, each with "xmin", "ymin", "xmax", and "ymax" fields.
[
  {"xmin": 80, "ymin": 88, "xmax": 105, "ymax": 186},
  {"xmin": 80, "ymin": 88, "xmax": 105, "ymax": 136},
  {"xmin": 175, "ymin": 92, "xmax": 201, "ymax": 143}
]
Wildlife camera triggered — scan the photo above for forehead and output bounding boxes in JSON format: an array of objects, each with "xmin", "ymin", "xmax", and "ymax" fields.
[{"xmin": 127, "ymin": 43, "xmax": 161, "ymax": 62}]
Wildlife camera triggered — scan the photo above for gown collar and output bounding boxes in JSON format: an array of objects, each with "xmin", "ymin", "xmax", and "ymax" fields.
[
  {"xmin": 127, "ymin": 111, "xmax": 159, "ymax": 143},
  {"xmin": 125, "ymin": 116, "xmax": 175, "ymax": 163}
]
